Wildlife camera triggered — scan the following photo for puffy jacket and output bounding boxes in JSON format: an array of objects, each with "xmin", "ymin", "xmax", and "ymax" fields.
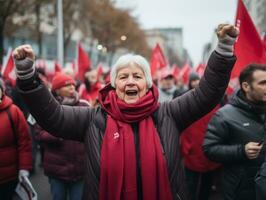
[
  {"xmin": 203, "ymin": 90, "xmax": 266, "ymax": 200},
  {"xmin": 0, "ymin": 95, "xmax": 32, "ymax": 184},
  {"xmin": 18, "ymin": 51, "xmax": 236, "ymax": 200},
  {"xmin": 35, "ymin": 94, "xmax": 88, "ymax": 182}
]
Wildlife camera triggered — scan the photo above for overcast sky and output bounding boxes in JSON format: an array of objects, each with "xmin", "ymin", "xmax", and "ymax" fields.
[{"xmin": 116, "ymin": 0, "xmax": 238, "ymax": 65}]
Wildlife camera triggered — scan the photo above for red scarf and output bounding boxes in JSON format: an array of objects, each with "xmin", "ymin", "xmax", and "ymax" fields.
[{"xmin": 98, "ymin": 84, "xmax": 172, "ymax": 200}]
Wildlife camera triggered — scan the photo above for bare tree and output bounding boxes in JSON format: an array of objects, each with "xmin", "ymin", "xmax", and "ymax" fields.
[{"xmin": 0, "ymin": 0, "xmax": 21, "ymax": 64}]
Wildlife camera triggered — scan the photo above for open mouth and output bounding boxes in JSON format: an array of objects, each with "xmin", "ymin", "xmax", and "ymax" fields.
[{"xmin": 125, "ymin": 89, "xmax": 138, "ymax": 96}]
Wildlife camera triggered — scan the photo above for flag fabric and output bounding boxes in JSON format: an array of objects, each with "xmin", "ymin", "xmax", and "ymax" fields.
[
  {"xmin": 1, "ymin": 48, "xmax": 16, "ymax": 86},
  {"xmin": 195, "ymin": 63, "xmax": 206, "ymax": 77},
  {"xmin": 76, "ymin": 42, "xmax": 91, "ymax": 82},
  {"xmin": 263, "ymin": 35, "xmax": 266, "ymax": 60},
  {"xmin": 263, "ymin": 35, "xmax": 266, "ymax": 47},
  {"xmin": 178, "ymin": 62, "xmax": 191, "ymax": 85},
  {"xmin": 229, "ymin": 0, "xmax": 266, "ymax": 94},
  {"xmin": 171, "ymin": 64, "xmax": 180, "ymax": 79},
  {"xmin": 54, "ymin": 60, "xmax": 62, "ymax": 74},
  {"xmin": 150, "ymin": 43, "xmax": 167, "ymax": 79}
]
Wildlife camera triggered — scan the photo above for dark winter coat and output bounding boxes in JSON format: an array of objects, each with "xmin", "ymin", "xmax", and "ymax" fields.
[
  {"xmin": 35, "ymin": 93, "xmax": 88, "ymax": 182},
  {"xmin": 0, "ymin": 95, "xmax": 32, "ymax": 184},
  {"xmin": 17, "ymin": 51, "xmax": 236, "ymax": 200},
  {"xmin": 203, "ymin": 90, "xmax": 266, "ymax": 200}
]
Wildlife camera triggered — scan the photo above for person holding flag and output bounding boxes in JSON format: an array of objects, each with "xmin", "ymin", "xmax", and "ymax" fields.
[{"xmin": 13, "ymin": 23, "xmax": 238, "ymax": 200}]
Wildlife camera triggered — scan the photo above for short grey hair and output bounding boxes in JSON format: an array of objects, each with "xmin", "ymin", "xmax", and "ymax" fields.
[{"xmin": 110, "ymin": 54, "xmax": 153, "ymax": 88}]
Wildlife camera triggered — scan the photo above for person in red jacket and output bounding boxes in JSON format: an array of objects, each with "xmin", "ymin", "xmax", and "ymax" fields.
[
  {"xmin": 0, "ymin": 78, "xmax": 32, "ymax": 200},
  {"xmin": 180, "ymin": 73, "xmax": 223, "ymax": 200}
]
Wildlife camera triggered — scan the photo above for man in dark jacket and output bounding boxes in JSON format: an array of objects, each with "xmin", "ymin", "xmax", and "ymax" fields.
[{"xmin": 203, "ymin": 64, "xmax": 266, "ymax": 200}]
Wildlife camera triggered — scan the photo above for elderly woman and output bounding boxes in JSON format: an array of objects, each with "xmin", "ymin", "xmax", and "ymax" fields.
[{"xmin": 14, "ymin": 24, "xmax": 238, "ymax": 200}]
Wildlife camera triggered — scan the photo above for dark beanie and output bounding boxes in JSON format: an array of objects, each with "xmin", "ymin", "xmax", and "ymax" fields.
[
  {"xmin": 188, "ymin": 72, "xmax": 200, "ymax": 90},
  {"xmin": 51, "ymin": 73, "xmax": 76, "ymax": 92},
  {"xmin": 189, "ymin": 72, "xmax": 200, "ymax": 82}
]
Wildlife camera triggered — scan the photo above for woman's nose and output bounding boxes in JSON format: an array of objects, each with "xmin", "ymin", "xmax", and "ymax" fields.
[{"xmin": 126, "ymin": 76, "xmax": 135, "ymax": 85}]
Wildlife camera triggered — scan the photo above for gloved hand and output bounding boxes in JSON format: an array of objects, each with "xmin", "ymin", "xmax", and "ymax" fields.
[
  {"xmin": 13, "ymin": 44, "xmax": 35, "ymax": 80},
  {"xmin": 18, "ymin": 169, "xmax": 30, "ymax": 182},
  {"xmin": 215, "ymin": 24, "xmax": 239, "ymax": 57}
]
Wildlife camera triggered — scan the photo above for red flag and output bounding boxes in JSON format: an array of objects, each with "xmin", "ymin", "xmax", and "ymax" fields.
[
  {"xmin": 150, "ymin": 43, "xmax": 167, "ymax": 79},
  {"xmin": 229, "ymin": 0, "xmax": 266, "ymax": 93},
  {"xmin": 171, "ymin": 64, "xmax": 180, "ymax": 79},
  {"xmin": 178, "ymin": 62, "xmax": 191, "ymax": 85},
  {"xmin": 1, "ymin": 48, "xmax": 16, "ymax": 86},
  {"xmin": 195, "ymin": 63, "xmax": 206, "ymax": 77},
  {"xmin": 263, "ymin": 35, "xmax": 266, "ymax": 62},
  {"xmin": 55, "ymin": 60, "xmax": 62, "ymax": 73},
  {"xmin": 76, "ymin": 42, "xmax": 91, "ymax": 82},
  {"xmin": 263, "ymin": 35, "xmax": 266, "ymax": 47}
]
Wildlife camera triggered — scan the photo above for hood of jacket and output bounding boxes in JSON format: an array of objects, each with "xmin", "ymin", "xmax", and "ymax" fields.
[
  {"xmin": 0, "ymin": 95, "xmax": 13, "ymax": 110},
  {"xmin": 229, "ymin": 89, "xmax": 266, "ymax": 115}
]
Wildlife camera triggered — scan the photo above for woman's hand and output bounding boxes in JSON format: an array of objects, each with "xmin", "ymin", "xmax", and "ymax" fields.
[
  {"xmin": 215, "ymin": 24, "xmax": 239, "ymax": 57},
  {"xmin": 216, "ymin": 24, "xmax": 239, "ymax": 39},
  {"xmin": 13, "ymin": 44, "xmax": 36, "ymax": 80},
  {"xmin": 13, "ymin": 44, "xmax": 35, "ymax": 60}
]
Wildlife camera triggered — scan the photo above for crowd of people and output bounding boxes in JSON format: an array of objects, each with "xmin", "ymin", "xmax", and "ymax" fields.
[{"xmin": 0, "ymin": 23, "xmax": 265, "ymax": 200}]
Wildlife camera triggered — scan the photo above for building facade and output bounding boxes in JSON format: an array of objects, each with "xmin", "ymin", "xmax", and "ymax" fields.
[
  {"xmin": 145, "ymin": 28, "xmax": 187, "ymax": 66},
  {"xmin": 244, "ymin": 0, "xmax": 266, "ymax": 36}
]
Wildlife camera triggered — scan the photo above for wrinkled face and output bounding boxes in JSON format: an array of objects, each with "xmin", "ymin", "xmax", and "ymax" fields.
[
  {"xmin": 244, "ymin": 70, "xmax": 266, "ymax": 103},
  {"xmin": 160, "ymin": 76, "xmax": 175, "ymax": 90},
  {"xmin": 115, "ymin": 63, "xmax": 148, "ymax": 104},
  {"xmin": 56, "ymin": 84, "xmax": 75, "ymax": 98}
]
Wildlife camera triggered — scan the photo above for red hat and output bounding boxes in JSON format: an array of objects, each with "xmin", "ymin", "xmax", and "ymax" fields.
[
  {"xmin": 51, "ymin": 73, "xmax": 76, "ymax": 91},
  {"xmin": 159, "ymin": 68, "xmax": 174, "ymax": 80}
]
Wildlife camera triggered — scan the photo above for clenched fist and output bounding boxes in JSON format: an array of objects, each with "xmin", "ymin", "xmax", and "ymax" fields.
[
  {"xmin": 215, "ymin": 23, "xmax": 239, "ymax": 57},
  {"xmin": 245, "ymin": 142, "xmax": 263, "ymax": 159},
  {"xmin": 216, "ymin": 24, "xmax": 239, "ymax": 39},
  {"xmin": 13, "ymin": 44, "xmax": 35, "ymax": 60},
  {"xmin": 13, "ymin": 44, "xmax": 35, "ymax": 80}
]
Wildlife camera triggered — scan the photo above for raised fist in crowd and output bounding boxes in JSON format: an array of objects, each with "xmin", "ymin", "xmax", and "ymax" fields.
[
  {"xmin": 216, "ymin": 24, "xmax": 239, "ymax": 38},
  {"xmin": 215, "ymin": 23, "xmax": 239, "ymax": 57},
  {"xmin": 13, "ymin": 44, "xmax": 35, "ymax": 80}
]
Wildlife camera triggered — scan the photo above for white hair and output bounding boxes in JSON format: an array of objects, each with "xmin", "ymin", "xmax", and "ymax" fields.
[{"xmin": 110, "ymin": 54, "xmax": 153, "ymax": 88}]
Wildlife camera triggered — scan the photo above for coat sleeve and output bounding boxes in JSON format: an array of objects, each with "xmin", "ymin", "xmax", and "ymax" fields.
[
  {"xmin": 13, "ymin": 105, "xmax": 32, "ymax": 170},
  {"xmin": 35, "ymin": 125, "xmax": 62, "ymax": 145},
  {"xmin": 17, "ymin": 76, "xmax": 93, "ymax": 142},
  {"xmin": 202, "ymin": 110, "xmax": 248, "ymax": 163},
  {"xmin": 167, "ymin": 51, "xmax": 236, "ymax": 131}
]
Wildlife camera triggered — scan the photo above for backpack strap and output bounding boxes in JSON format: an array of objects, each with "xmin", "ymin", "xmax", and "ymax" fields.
[{"xmin": 5, "ymin": 107, "xmax": 18, "ymax": 146}]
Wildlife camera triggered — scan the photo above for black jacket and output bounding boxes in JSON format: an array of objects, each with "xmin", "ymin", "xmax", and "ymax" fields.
[
  {"xmin": 203, "ymin": 90, "xmax": 266, "ymax": 200},
  {"xmin": 17, "ymin": 51, "xmax": 236, "ymax": 200}
]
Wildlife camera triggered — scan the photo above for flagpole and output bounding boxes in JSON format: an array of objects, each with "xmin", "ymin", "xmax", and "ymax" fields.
[{"xmin": 57, "ymin": 0, "xmax": 64, "ymax": 66}]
